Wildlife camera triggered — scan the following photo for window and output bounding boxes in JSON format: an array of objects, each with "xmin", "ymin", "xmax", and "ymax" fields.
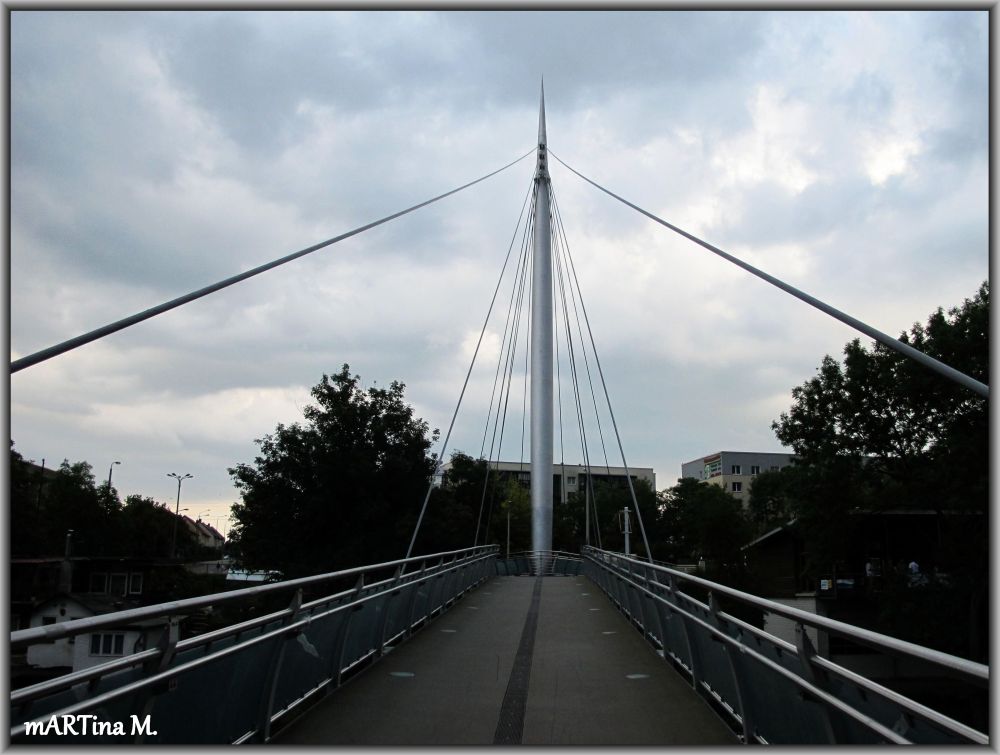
[
  {"xmin": 128, "ymin": 573, "xmax": 143, "ymax": 595},
  {"xmin": 89, "ymin": 573, "xmax": 108, "ymax": 593},
  {"xmin": 731, "ymin": 465, "xmax": 741, "ymax": 475},
  {"xmin": 108, "ymin": 573, "xmax": 128, "ymax": 596},
  {"xmin": 90, "ymin": 633, "xmax": 125, "ymax": 656},
  {"xmin": 731, "ymin": 482, "xmax": 743, "ymax": 493},
  {"xmin": 750, "ymin": 465, "xmax": 760, "ymax": 475},
  {"xmin": 770, "ymin": 466, "xmax": 779, "ymax": 472}
]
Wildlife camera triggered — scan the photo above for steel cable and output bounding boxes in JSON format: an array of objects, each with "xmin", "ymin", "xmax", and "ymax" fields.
[
  {"xmin": 404, "ymin": 170, "xmax": 536, "ymax": 560},
  {"xmin": 12, "ymin": 149, "xmax": 536, "ymax": 375},
  {"xmin": 551, "ymin": 188, "xmax": 653, "ymax": 562},
  {"xmin": 550, "ymin": 151, "xmax": 988, "ymax": 399},
  {"xmin": 474, "ymin": 202, "xmax": 535, "ymax": 545}
]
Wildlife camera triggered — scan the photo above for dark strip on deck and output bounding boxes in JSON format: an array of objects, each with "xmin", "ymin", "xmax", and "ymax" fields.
[{"xmin": 273, "ymin": 575, "xmax": 737, "ymax": 746}]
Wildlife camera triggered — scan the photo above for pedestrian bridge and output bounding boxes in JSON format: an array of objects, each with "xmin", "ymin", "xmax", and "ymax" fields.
[{"xmin": 9, "ymin": 547, "xmax": 989, "ymax": 745}]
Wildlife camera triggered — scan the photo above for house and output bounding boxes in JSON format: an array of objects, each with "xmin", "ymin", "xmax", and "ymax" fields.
[
  {"xmin": 183, "ymin": 516, "xmax": 225, "ymax": 551},
  {"xmin": 25, "ymin": 592, "xmax": 177, "ymax": 674}
]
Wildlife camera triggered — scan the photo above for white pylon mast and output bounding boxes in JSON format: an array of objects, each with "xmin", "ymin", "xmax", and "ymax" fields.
[{"xmin": 531, "ymin": 83, "xmax": 554, "ymax": 556}]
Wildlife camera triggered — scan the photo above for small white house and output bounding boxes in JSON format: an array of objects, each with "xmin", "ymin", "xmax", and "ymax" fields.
[{"xmin": 26, "ymin": 594, "xmax": 175, "ymax": 673}]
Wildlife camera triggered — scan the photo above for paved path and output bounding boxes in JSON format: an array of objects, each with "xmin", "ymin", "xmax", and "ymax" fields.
[{"xmin": 273, "ymin": 576, "xmax": 736, "ymax": 746}]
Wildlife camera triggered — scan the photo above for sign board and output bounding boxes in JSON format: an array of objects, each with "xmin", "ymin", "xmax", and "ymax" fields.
[{"xmin": 703, "ymin": 454, "xmax": 722, "ymax": 478}]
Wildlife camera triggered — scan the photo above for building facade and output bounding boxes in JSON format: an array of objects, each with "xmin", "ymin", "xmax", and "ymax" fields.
[
  {"xmin": 440, "ymin": 460, "xmax": 656, "ymax": 501},
  {"xmin": 680, "ymin": 451, "xmax": 794, "ymax": 508}
]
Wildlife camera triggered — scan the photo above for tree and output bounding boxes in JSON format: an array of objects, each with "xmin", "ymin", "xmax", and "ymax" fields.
[
  {"xmin": 228, "ymin": 365, "xmax": 438, "ymax": 577},
  {"xmin": 119, "ymin": 495, "xmax": 200, "ymax": 559},
  {"xmin": 770, "ymin": 283, "xmax": 988, "ymax": 659},
  {"xmin": 413, "ymin": 452, "xmax": 496, "ymax": 555},
  {"xmin": 745, "ymin": 468, "xmax": 793, "ymax": 537},
  {"xmin": 658, "ymin": 478, "xmax": 750, "ymax": 568}
]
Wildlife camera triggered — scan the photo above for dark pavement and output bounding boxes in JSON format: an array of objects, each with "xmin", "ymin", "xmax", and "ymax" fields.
[{"xmin": 273, "ymin": 575, "xmax": 737, "ymax": 745}]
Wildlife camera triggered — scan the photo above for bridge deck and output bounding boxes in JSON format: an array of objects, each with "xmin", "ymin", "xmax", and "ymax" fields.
[{"xmin": 274, "ymin": 575, "xmax": 737, "ymax": 745}]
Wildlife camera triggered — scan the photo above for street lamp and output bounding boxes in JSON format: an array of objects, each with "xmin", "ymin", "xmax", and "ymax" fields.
[
  {"xmin": 198, "ymin": 509, "xmax": 211, "ymax": 520},
  {"xmin": 107, "ymin": 460, "xmax": 121, "ymax": 488},
  {"xmin": 168, "ymin": 473, "xmax": 193, "ymax": 559}
]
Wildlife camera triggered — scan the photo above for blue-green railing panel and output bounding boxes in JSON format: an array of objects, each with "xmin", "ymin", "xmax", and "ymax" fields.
[
  {"xmin": 580, "ymin": 547, "xmax": 987, "ymax": 746},
  {"xmin": 10, "ymin": 546, "xmax": 498, "ymax": 744}
]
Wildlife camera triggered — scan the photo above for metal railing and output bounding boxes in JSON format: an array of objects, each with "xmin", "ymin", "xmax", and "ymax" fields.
[
  {"xmin": 582, "ymin": 547, "xmax": 988, "ymax": 745},
  {"xmin": 494, "ymin": 550, "xmax": 583, "ymax": 576},
  {"xmin": 10, "ymin": 545, "xmax": 498, "ymax": 744}
]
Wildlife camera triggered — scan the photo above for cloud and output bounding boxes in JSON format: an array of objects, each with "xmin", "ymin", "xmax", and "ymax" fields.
[{"xmin": 10, "ymin": 10, "xmax": 988, "ymax": 525}]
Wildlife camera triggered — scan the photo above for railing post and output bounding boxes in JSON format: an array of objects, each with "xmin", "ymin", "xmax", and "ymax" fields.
[
  {"xmin": 375, "ymin": 584, "xmax": 403, "ymax": 657},
  {"xmin": 254, "ymin": 588, "xmax": 302, "ymax": 743},
  {"xmin": 403, "ymin": 561, "xmax": 427, "ymax": 635},
  {"xmin": 795, "ymin": 623, "xmax": 848, "ymax": 744},
  {"xmin": 131, "ymin": 617, "xmax": 179, "ymax": 744},
  {"xmin": 708, "ymin": 593, "xmax": 756, "ymax": 744},
  {"xmin": 638, "ymin": 565, "xmax": 662, "ymax": 647},
  {"xmin": 670, "ymin": 575, "xmax": 701, "ymax": 687}
]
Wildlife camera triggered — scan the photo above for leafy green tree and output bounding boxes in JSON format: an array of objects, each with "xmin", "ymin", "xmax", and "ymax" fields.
[
  {"xmin": 658, "ymin": 477, "xmax": 750, "ymax": 567},
  {"xmin": 412, "ymin": 452, "xmax": 493, "ymax": 555},
  {"xmin": 485, "ymin": 478, "xmax": 532, "ymax": 555},
  {"xmin": 10, "ymin": 443, "xmax": 47, "ymax": 557},
  {"xmin": 771, "ymin": 283, "xmax": 988, "ymax": 659},
  {"xmin": 228, "ymin": 365, "xmax": 438, "ymax": 577},
  {"xmin": 119, "ymin": 495, "xmax": 200, "ymax": 559},
  {"xmin": 35, "ymin": 460, "xmax": 116, "ymax": 556},
  {"xmin": 745, "ymin": 468, "xmax": 794, "ymax": 536}
]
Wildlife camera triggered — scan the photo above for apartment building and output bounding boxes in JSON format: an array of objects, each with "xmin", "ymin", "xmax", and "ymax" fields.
[
  {"xmin": 440, "ymin": 460, "xmax": 656, "ymax": 502},
  {"xmin": 680, "ymin": 451, "xmax": 794, "ymax": 508}
]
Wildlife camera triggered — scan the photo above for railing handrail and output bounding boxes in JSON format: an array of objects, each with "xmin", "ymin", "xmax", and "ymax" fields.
[
  {"xmin": 582, "ymin": 546, "xmax": 988, "ymax": 685},
  {"xmin": 11, "ymin": 544, "xmax": 499, "ymax": 648},
  {"xmin": 501, "ymin": 549, "xmax": 583, "ymax": 560},
  {"xmin": 11, "ymin": 551, "xmax": 474, "ymax": 706},
  {"xmin": 12, "ymin": 547, "xmax": 499, "ymax": 743}
]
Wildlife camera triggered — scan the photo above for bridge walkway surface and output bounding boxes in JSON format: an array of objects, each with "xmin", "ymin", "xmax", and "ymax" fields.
[{"xmin": 273, "ymin": 575, "xmax": 737, "ymax": 745}]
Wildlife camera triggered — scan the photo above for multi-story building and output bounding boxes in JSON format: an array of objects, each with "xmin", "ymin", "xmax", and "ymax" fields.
[
  {"xmin": 680, "ymin": 451, "xmax": 794, "ymax": 508},
  {"xmin": 440, "ymin": 460, "xmax": 656, "ymax": 502}
]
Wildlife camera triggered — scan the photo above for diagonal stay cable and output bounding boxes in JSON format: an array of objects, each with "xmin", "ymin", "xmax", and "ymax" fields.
[
  {"xmin": 475, "ymin": 199, "xmax": 535, "ymax": 546},
  {"xmin": 551, "ymin": 188, "xmax": 613, "ymax": 478},
  {"xmin": 12, "ymin": 149, "xmax": 536, "ymax": 375},
  {"xmin": 551, "ymin": 203, "xmax": 602, "ymax": 549},
  {"xmin": 554, "ymin": 193, "xmax": 653, "ymax": 562},
  {"xmin": 550, "ymin": 151, "xmax": 989, "ymax": 399},
  {"xmin": 481, "ymin": 214, "xmax": 535, "ymax": 544},
  {"xmin": 404, "ymin": 171, "xmax": 536, "ymax": 561},
  {"xmin": 479, "ymin": 184, "xmax": 536, "ymax": 460}
]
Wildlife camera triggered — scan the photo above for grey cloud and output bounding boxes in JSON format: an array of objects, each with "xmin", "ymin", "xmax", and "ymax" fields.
[
  {"xmin": 10, "ymin": 10, "xmax": 987, "ymax": 512},
  {"xmin": 837, "ymin": 71, "xmax": 893, "ymax": 120}
]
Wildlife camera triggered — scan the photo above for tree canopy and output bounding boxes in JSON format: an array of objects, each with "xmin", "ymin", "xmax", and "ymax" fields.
[
  {"xmin": 766, "ymin": 282, "xmax": 988, "ymax": 659},
  {"xmin": 9, "ymin": 443, "xmax": 202, "ymax": 560},
  {"xmin": 771, "ymin": 282, "xmax": 988, "ymax": 533},
  {"xmin": 228, "ymin": 365, "xmax": 438, "ymax": 577},
  {"xmin": 658, "ymin": 477, "xmax": 750, "ymax": 568}
]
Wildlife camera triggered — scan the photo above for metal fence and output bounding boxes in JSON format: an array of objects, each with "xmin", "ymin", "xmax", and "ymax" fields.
[
  {"xmin": 10, "ymin": 545, "xmax": 498, "ymax": 744},
  {"xmin": 582, "ymin": 547, "xmax": 988, "ymax": 745},
  {"xmin": 494, "ymin": 550, "xmax": 583, "ymax": 576}
]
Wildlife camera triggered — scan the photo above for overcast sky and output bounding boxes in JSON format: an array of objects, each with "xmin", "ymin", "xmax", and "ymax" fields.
[{"xmin": 9, "ymin": 10, "xmax": 989, "ymax": 538}]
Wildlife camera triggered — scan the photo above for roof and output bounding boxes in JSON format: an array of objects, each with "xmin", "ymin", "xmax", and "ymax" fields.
[
  {"xmin": 182, "ymin": 516, "xmax": 225, "ymax": 540},
  {"xmin": 31, "ymin": 592, "xmax": 138, "ymax": 616},
  {"xmin": 682, "ymin": 451, "xmax": 796, "ymax": 466}
]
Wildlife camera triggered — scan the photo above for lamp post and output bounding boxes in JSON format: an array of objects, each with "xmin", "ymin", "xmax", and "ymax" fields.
[
  {"xmin": 168, "ymin": 473, "xmax": 193, "ymax": 559},
  {"xmin": 107, "ymin": 460, "xmax": 121, "ymax": 489}
]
